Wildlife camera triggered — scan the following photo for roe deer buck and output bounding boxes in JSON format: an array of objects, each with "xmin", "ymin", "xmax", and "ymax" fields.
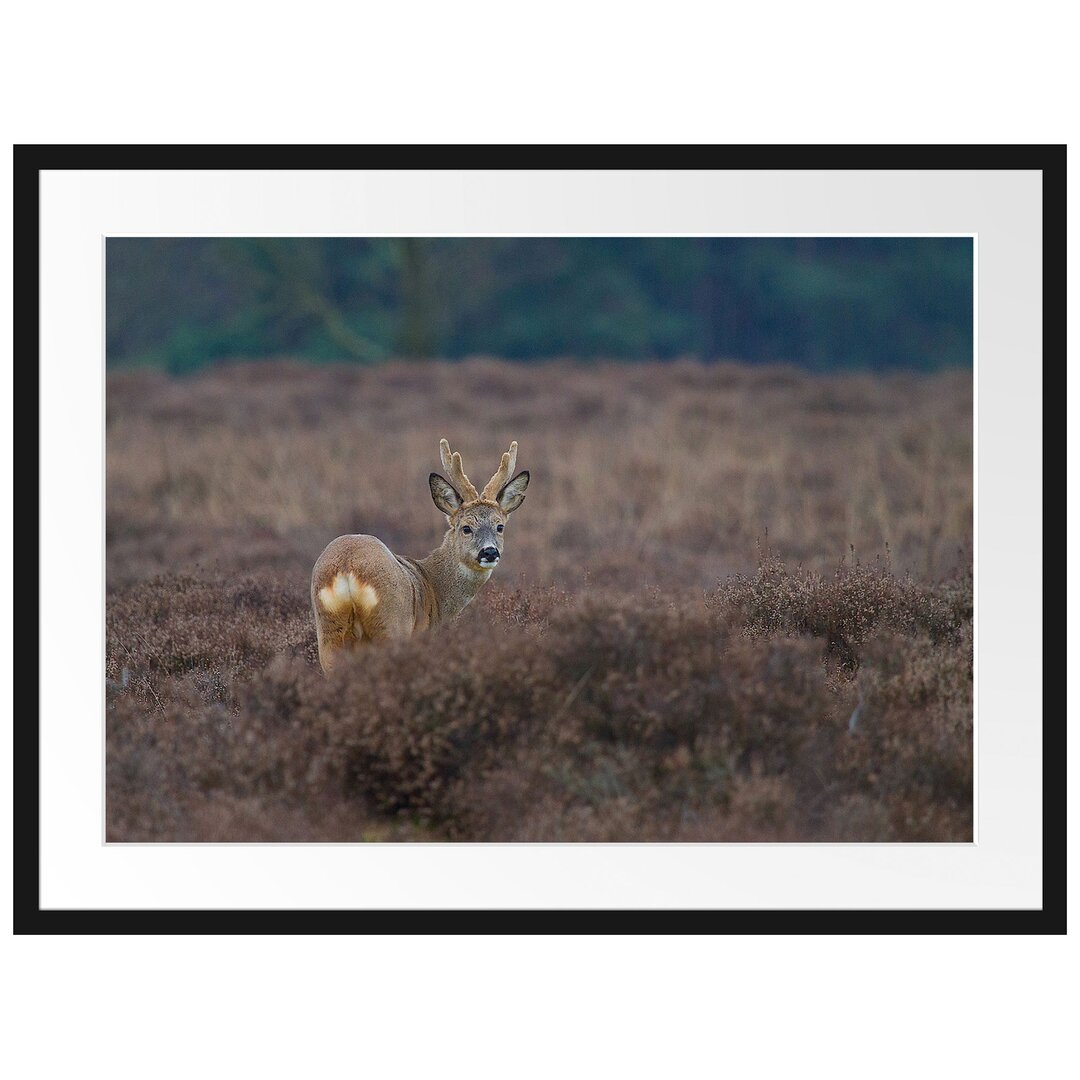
[{"xmin": 311, "ymin": 439, "xmax": 530, "ymax": 673}]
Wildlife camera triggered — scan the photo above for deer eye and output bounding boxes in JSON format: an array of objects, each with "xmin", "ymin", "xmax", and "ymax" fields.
[
  {"xmin": 461, "ymin": 526, "xmax": 472, "ymax": 534},
  {"xmin": 497, "ymin": 524, "xmax": 504, "ymax": 533}
]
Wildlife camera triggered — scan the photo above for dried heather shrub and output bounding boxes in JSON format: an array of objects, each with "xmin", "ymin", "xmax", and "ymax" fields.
[
  {"xmin": 104, "ymin": 362, "xmax": 972, "ymax": 843},
  {"xmin": 106, "ymin": 564, "xmax": 972, "ymax": 842},
  {"xmin": 712, "ymin": 552, "xmax": 972, "ymax": 667}
]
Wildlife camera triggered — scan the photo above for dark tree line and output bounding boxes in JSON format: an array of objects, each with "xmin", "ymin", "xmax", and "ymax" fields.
[{"xmin": 106, "ymin": 237, "xmax": 973, "ymax": 372}]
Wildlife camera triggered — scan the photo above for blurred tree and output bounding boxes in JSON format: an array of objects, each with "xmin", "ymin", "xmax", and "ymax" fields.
[
  {"xmin": 399, "ymin": 237, "xmax": 435, "ymax": 358},
  {"xmin": 105, "ymin": 236, "xmax": 973, "ymax": 372}
]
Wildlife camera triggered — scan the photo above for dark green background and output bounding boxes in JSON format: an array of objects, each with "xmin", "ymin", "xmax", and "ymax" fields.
[{"xmin": 106, "ymin": 237, "xmax": 973, "ymax": 373}]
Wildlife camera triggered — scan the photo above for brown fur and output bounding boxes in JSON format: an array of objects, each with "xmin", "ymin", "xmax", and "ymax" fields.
[{"xmin": 311, "ymin": 440, "xmax": 530, "ymax": 673}]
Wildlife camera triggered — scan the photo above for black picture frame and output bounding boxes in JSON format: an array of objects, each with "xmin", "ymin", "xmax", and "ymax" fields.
[{"xmin": 15, "ymin": 143, "xmax": 1065, "ymax": 934}]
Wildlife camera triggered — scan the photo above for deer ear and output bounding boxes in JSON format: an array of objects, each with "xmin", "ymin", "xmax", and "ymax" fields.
[
  {"xmin": 496, "ymin": 470, "xmax": 530, "ymax": 513},
  {"xmin": 429, "ymin": 473, "xmax": 463, "ymax": 516}
]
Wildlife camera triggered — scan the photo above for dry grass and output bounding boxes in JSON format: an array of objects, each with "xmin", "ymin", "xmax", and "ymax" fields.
[
  {"xmin": 106, "ymin": 359, "xmax": 973, "ymax": 842},
  {"xmin": 107, "ymin": 358, "xmax": 972, "ymax": 588}
]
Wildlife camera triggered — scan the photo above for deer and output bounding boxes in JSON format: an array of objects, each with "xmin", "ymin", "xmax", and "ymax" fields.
[{"xmin": 310, "ymin": 439, "xmax": 530, "ymax": 674}]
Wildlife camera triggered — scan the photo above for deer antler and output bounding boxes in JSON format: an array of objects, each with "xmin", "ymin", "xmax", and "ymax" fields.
[
  {"xmin": 481, "ymin": 441, "xmax": 519, "ymax": 502},
  {"xmin": 439, "ymin": 438, "xmax": 479, "ymax": 502}
]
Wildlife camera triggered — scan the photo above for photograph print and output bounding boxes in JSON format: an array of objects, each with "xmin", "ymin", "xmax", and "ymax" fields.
[{"xmin": 105, "ymin": 235, "xmax": 973, "ymax": 844}]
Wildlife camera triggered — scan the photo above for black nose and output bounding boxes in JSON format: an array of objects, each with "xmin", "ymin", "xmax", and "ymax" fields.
[{"xmin": 479, "ymin": 546, "xmax": 499, "ymax": 562}]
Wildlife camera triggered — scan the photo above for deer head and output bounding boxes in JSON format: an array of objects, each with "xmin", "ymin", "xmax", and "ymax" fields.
[{"xmin": 428, "ymin": 438, "xmax": 530, "ymax": 572}]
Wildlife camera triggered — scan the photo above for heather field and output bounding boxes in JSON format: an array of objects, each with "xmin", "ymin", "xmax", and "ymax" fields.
[{"xmin": 106, "ymin": 359, "xmax": 973, "ymax": 842}]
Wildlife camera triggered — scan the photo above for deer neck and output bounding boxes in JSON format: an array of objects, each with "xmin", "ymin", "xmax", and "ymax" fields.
[{"xmin": 415, "ymin": 536, "xmax": 494, "ymax": 624}]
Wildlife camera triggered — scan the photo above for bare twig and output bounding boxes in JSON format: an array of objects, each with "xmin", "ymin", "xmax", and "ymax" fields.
[{"xmin": 549, "ymin": 664, "xmax": 596, "ymax": 726}]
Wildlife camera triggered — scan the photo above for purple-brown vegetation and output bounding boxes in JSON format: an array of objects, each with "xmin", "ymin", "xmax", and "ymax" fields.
[{"xmin": 106, "ymin": 359, "xmax": 972, "ymax": 841}]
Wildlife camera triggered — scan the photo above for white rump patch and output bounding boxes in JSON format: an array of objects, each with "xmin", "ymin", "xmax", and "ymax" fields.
[{"xmin": 318, "ymin": 573, "xmax": 379, "ymax": 616}]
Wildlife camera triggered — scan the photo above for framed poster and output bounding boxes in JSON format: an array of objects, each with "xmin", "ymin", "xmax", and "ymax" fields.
[{"xmin": 15, "ymin": 144, "xmax": 1063, "ymax": 931}]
